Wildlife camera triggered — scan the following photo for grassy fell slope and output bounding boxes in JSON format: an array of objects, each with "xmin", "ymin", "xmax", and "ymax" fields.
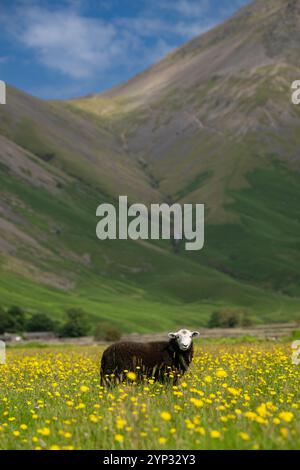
[
  {"xmin": 1, "ymin": 0, "xmax": 300, "ymax": 329},
  {"xmin": 68, "ymin": 0, "xmax": 300, "ymax": 300},
  {"xmin": 2, "ymin": 136, "xmax": 298, "ymax": 329},
  {"xmin": 0, "ymin": 86, "xmax": 160, "ymax": 204}
]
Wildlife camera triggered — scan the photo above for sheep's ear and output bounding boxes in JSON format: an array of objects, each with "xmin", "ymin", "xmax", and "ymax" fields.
[
  {"xmin": 192, "ymin": 331, "xmax": 200, "ymax": 338},
  {"xmin": 168, "ymin": 332, "xmax": 177, "ymax": 339}
]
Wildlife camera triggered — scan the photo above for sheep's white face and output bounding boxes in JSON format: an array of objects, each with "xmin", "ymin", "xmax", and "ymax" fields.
[{"xmin": 168, "ymin": 329, "xmax": 200, "ymax": 351}]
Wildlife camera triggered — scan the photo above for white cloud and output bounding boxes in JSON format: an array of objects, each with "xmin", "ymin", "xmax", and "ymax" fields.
[
  {"xmin": 13, "ymin": 7, "xmax": 123, "ymax": 79},
  {"xmin": 7, "ymin": 5, "xmax": 184, "ymax": 80},
  {"xmin": 3, "ymin": 0, "xmax": 248, "ymax": 84}
]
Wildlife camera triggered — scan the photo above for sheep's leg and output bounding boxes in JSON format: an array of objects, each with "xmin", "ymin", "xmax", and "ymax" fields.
[
  {"xmin": 172, "ymin": 376, "xmax": 179, "ymax": 386},
  {"xmin": 100, "ymin": 351, "xmax": 116, "ymax": 387},
  {"xmin": 100, "ymin": 369, "xmax": 105, "ymax": 387}
]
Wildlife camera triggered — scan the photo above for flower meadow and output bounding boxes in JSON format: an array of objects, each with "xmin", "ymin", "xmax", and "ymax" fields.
[{"xmin": 0, "ymin": 343, "xmax": 299, "ymax": 450}]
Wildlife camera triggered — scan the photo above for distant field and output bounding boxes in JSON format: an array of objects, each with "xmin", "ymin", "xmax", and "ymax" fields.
[{"xmin": 0, "ymin": 343, "xmax": 299, "ymax": 450}]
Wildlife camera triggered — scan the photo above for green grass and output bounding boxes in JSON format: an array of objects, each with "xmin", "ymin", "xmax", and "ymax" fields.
[
  {"xmin": 14, "ymin": 118, "xmax": 57, "ymax": 161},
  {"xmin": 192, "ymin": 162, "xmax": 300, "ymax": 297},
  {"xmin": 175, "ymin": 170, "xmax": 213, "ymax": 200}
]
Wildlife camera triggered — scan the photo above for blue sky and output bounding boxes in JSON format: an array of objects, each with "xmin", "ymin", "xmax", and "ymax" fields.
[{"xmin": 0, "ymin": 0, "xmax": 250, "ymax": 99}]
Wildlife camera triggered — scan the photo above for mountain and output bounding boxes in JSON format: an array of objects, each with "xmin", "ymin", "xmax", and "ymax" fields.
[
  {"xmin": 69, "ymin": 0, "xmax": 300, "ymax": 294},
  {"xmin": 1, "ymin": 0, "xmax": 300, "ymax": 330}
]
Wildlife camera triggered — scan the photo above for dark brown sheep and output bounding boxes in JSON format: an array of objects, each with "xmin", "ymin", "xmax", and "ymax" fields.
[{"xmin": 100, "ymin": 329, "xmax": 200, "ymax": 386}]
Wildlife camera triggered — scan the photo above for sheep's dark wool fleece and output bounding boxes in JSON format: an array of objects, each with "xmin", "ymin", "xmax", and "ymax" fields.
[{"xmin": 100, "ymin": 339, "xmax": 194, "ymax": 386}]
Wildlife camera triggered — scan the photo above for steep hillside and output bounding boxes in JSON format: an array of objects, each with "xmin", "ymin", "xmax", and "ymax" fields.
[
  {"xmin": 0, "ymin": 86, "xmax": 160, "ymax": 203},
  {"xmin": 70, "ymin": 0, "xmax": 300, "ymax": 193},
  {"xmin": 69, "ymin": 0, "xmax": 300, "ymax": 297},
  {"xmin": 2, "ymin": 128, "xmax": 296, "ymax": 329},
  {"xmin": 1, "ymin": 0, "xmax": 300, "ymax": 329}
]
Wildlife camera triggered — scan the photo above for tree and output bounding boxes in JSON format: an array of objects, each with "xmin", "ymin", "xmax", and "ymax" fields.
[
  {"xmin": 0, "ymin": 306, "xmax": 26, "ymax": 333},
  {"xmin": 26, "ymin": 313, "xmax": 56, "ymax": 332},
  {"xmin": 0, "ymin": 307, "xmax": 13, "ymax": 334},
  {"xmin": 60, "ymin": 308, "xmax": 89, "ymax": 338},
  {"xmin": 94, "ymin": 322, "xmax": 121, "ymax": 342},
  {"xmin": 208, "ymin": 309, "xmax": 245, "ymax": 328},
  {"xmin": 7, "ymin": 306, "xmax": 26, "ymax": 332}
]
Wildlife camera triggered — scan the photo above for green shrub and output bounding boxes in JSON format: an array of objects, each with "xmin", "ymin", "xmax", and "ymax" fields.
[
  {"xmin": 0, "ymin": 307, "xmax": 12, "ymax": 334},
  {"xmin": 208, "ymin": 308, "xmax": 253, "ymax": 328},
  {"xmin": 291, "ymin": 330, "xmax": 300, "ymax": 340},
  {"xmin": 26, "ymin": 313, "xmax": 56, "ymax": 332},
  {"xmin": 59, "ymin": 308, "xmax": 90, "ymax": 338},
  {"xmin": 8, "ymin": 306, "xmax": 26, "ymax": 331},
  {"xmin": 94, "ymin": 322, "xmax": 121, "ymax": 342},
  {"xmin": 0, "ymin": 306, "xmax": 26, "ymax": 333}
]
